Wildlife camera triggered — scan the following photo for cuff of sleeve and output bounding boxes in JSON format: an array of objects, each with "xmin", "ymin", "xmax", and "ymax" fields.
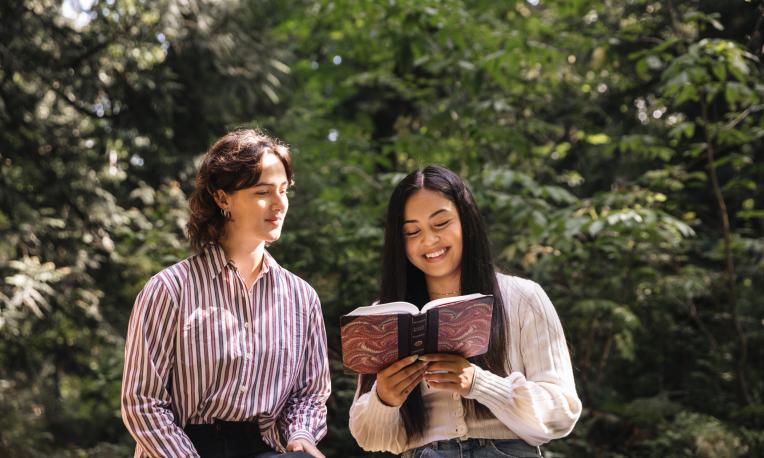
[
  {"xmin": 287, "ymin": 430, "xmax": 316, "ymax": 446},
  {"xmin": 464, "ymin": 364, "xmax": 513, "ymax": 403},
  {"xmin": 366, "ymin": 381, "xmax": 403, "ymax": 423}
]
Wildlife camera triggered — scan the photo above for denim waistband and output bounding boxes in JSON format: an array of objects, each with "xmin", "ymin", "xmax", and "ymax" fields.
[{"xmin": 404, "ymin": 437, "xmax": 542, "ymax": 457}]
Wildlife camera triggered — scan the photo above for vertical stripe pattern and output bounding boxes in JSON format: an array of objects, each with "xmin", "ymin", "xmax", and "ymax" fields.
[{"xmin": 121, "ymin": 245, "xmax": 330, "ymax": 457}]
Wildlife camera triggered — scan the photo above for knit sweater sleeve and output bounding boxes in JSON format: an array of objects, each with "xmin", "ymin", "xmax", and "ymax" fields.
[
  {"xmin": 348, "ymin": 379, "xmax": 409, "ymax": 454},
  {"xmin": 463, "ymin": 279, "xmax": 582, "ymax": 446}
]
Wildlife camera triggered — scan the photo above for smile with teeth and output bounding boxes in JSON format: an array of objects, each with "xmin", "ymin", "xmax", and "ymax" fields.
[{"xmin": 424, "ymin": 248, "xmax": 448, "ymax": 260}]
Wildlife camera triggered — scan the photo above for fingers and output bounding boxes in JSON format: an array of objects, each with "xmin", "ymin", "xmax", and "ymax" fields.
[
  {"xmin": 398, "ymin": 373, "xmax": 424, "ymax": 397},
  {"xmin": 287, "ymin": 441, "xmax": 304, "ymax": 452},
  {"xmin": 423, "ymin": 361, "xmax": 463, "ymax": 373},
  {"xmin": 305, "ymin": 443, "xmax": 325, "ymax": 458},
  {"xmin": 377, "ymin": 356, "xmax": 428, "ymax": 406},
  {"xmin": 418, "ymin": 353, "xmax": 465, "ymax": 363},
  {"xmin": 381, "ymin": 354, "xmax": 420, "ymax": 376},
  {"xmin": 424, "ymin": 371, "xmax": 460, "ymax": 384},
  {"xmin": 426, "ymin": 381, "xmax": 462, "ymax": 393},
  {"xmin": 394, "ymin": 361, "xmax": 427, "ymax": 392},
  {"xmin": 381, "ymin": 359, "xmax": 427, "ymax": 387},
  {"xmin": 394, "ymin": 360, "xmax": 428, "ymax": 385},
  {"xmin": 288, "ymin": 440, "xmax": 325, "ymax": 458}
]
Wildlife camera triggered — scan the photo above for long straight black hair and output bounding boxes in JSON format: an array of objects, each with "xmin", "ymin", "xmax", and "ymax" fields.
[{"xmin": 359, "ymin": 165, "xmax": 508, "ymax": 441}]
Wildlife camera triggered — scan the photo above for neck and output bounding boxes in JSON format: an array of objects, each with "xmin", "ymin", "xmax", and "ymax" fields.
[
  {"xmin": 425, "ymin": 270, "xmax": 462, "ymax": 299},
  {"xmin": 219, "ymin": 234, "xmax": 266, "ymax": 278}
]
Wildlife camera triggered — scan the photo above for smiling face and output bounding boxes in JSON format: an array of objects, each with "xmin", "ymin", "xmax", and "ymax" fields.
[
  {"xmin": 402, "ymin": 189, "xmax": 463, "ymax": 290},
  {"xmin": 216, "ymin": 152, "xmax": 289, "ymax": 245}
]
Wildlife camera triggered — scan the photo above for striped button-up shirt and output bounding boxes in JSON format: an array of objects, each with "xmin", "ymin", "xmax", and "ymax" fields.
[{"xmin": 121, "ymin": 244, "xmax": 330, "ymax": 457}]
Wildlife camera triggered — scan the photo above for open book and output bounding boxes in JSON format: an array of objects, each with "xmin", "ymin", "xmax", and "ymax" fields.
[{"xmin": 340, "ymin": 293, "xmax": 494, "ymax": 374}]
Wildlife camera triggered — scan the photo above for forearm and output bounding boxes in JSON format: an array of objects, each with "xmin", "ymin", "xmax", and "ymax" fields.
[
  {"xmin": 348, "ymin": 383, "xmax": 409, "ymax": 454},
  {"xmin": 465, "ymin": 366, "xmax": 581, "ymax": 445},
  {"xmin": 121, "ymin": 391, "xmax": 198, "ymax": 457}
]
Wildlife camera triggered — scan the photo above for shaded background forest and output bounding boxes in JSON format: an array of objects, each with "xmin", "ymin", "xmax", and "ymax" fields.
[{"xmin": 1, "ymin": 0, "xmax": 763, "ymax": 456}]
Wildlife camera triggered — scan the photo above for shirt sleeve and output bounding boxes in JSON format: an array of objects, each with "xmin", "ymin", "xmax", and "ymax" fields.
[
  {"xmin": 348, "ymin": 379, "xmax": 409, "ymax": 454},
  {"xmin": 464, "ymin": 281, "xmax": 582, "ymax": 446},
  {"xmin": 121, "ymin": 276, "xmax": 198, "ymax": 457},
  {"xmin": 280, "ymin": 292, "xmax": 331, "ymax": 446}
]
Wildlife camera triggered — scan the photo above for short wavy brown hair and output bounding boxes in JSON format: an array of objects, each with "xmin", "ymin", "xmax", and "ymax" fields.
[{"xmin": 186, "ymin": 129, "xmax": 293, "ymax": 253}]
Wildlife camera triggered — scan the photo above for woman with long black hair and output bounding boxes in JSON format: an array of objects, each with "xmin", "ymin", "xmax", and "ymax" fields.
[{"xmin": 349, "ymin": 165, "xmax": 581, "ymax": 457}]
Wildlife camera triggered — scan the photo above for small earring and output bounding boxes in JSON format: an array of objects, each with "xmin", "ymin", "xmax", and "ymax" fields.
[{"xmin": 220, "ymin": 208, "xmax": 231, "ymax": 220}]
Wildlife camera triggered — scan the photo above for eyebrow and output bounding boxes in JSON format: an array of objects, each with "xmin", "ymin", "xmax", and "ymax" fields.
[
  {"xmin": 254, "ymin": 181, "xmax": 289, "ymax": 187},
  {"xmin": 404, "ymin": 208, "xmax": 451, "ymax": 224}
]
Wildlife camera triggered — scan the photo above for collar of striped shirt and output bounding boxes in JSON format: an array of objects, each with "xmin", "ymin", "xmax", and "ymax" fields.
[{"xmin": 205, "ymin": 243, "xmax": 274, "ymax": 279}]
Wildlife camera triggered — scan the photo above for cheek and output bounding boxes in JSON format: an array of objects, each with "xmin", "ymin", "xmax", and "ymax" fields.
[
  {"xmin": 404, "ymin": 239, "xmax": 418, "ymax": 264},
  {"xmin": 447, "ymin": 228, "xmax": 464, "ymax": 258}
]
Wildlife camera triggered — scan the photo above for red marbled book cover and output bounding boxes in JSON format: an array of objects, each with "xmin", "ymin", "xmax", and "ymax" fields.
[
  {"xmin": 340, "ymin": 314, "xmax": 401, "ymax": 374},
  {"xmin": 436, "ymin": 298, "xmax": 493, "ymax": 357},
  {"xmin": 340, "ymin": 294, "xmax": 493, "ymax": 374}
]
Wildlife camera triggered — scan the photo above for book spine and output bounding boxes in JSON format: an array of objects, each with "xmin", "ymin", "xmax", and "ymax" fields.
[
  {"xmin": 409, "ymin": 314, "xmax": 427, "ymax": 356},
  {"xmin": 397, "ymin": 314, "xmax": 411, "ymax": 359},
  {"xmin": 425, "ymin": 309, "xmax": 439, "ymax": 354}
]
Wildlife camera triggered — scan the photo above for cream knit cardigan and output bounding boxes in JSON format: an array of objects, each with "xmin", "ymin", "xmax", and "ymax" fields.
[{"xmin": 349, "ymin": 274, "xmax": 582, "ymax": 454}]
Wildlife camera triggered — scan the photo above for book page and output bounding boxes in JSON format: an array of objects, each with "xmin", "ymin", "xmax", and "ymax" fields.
[
  {"xmin": 345, "ymin": 301, "xmax": 419, "ymax": 316},
  {"xmin": 421, "ymin": 293, "xmax": 489, "ymax": 313}
]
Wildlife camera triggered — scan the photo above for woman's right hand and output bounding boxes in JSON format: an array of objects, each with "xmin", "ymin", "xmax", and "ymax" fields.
[{"xmin": 376, "ymin": 355, "xmax": 428, "ymax": 407}]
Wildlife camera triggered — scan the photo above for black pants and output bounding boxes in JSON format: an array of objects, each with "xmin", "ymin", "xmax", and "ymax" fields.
[{"xmin": 184, "ymin": 421, "xmax": 312, "ymax": 458}]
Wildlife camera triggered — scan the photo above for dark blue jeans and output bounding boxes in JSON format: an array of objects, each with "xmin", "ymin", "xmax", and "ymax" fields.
[
  {"xmin": 403, "ymin": 438, "xmax": 542, "ymax": 458},
  {"xmin": 184, "ymin": 421, "xmax": 312, "ymax": 458}
]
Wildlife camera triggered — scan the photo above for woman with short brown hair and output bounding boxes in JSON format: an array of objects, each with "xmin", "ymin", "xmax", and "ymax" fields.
[{"xmin": 122, "ymin": 129, "xmax": 330, "ymax": 458}]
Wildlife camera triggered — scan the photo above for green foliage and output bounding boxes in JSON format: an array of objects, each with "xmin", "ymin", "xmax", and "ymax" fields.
[{"xmin": 1, "ymin": 0, "xmax": 762, "ymax": 456}]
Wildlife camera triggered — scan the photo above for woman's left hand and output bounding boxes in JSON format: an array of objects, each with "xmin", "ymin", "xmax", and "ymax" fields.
[
  {"xmin": 287, "ymin": 438, "xmax": 325, "ymax": 458},
  {"xmin": 419, "ymin": 353, "xmax": 475, "ymax": 396}
]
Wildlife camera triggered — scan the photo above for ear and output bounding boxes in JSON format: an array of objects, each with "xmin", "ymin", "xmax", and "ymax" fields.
[{"xmin": 212, "ymin": 189, "xmax": 229, "ymax": 209}]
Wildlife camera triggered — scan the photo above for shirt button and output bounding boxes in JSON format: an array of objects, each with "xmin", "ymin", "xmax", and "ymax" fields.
[
  {"xmin": 244, "ymin": 323, "xmax": 249, "ymax": 329},
  {"xmin": 245, "ymin": 353, "xmax": 252, "ymax": 360},
  {"xmin": 452, "ymin": 393, "xmax": 459, "ymax": 400},
  {"xmin": 239, "ymin": 385, "xmax": 247, "ymax": 393}
]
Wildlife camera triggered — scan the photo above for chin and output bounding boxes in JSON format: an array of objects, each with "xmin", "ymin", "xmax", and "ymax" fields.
[{"xmin": 422, "ymin": 264, "xmax": 458, "ymax": 279}]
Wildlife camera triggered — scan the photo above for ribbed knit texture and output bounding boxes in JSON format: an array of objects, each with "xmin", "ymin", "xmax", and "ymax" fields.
[{"xmin": 349, "ymin": 274, "xmax": 581, "ymax": 454}]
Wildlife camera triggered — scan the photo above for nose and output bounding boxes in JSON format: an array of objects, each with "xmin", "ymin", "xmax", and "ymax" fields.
[
  {"xmin": 272, "ymin": 193, "xmax": 287, "ymax": 212},
  {"xmin": 423, "ymin": 230, "xmax": 439, "ymax": 246}
]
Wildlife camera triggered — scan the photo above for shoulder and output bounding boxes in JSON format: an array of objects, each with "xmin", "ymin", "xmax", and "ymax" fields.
[
  {"xmin": 146, "ymin": 256, "xmax": 194, "ymax": 305},
  {"xmin": 270, "ymin": 260, "xmax": 320, "ymax": 306},
  {"xmin": 495, "ymin": 272, "xmax": 556, "ymax": 317},
  {"xmin": 495, "ymin": 272, "xmax": 542, "ymax": 303},
  {"xmin": 496, "ymin": 272, "xmax": 560, "ymax": 324}
]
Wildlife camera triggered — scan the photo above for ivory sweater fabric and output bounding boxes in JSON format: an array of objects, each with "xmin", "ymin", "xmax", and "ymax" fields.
[{"xmin": 349, "ymin": 274, "xmax": 581, "ymax": 454}]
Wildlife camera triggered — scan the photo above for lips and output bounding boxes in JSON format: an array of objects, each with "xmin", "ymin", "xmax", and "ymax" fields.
[
  {"xmin": 265, "ymin": 216, "xmax": 283, "ymax": 226},
  {"xmin": 423, "ymin": 247, "xmax": 449, "ymax": 262}
]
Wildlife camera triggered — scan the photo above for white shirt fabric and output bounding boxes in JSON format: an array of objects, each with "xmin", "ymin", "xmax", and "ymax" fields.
[{"xmin": 348, "ymin": 274, "xmax": 582, "ymax": 454}]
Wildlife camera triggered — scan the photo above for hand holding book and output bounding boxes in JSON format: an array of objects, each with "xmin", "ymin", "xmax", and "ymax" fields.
[{"xmin": 375, "ymin": 355, "xmax": 428, "ymax": 407}]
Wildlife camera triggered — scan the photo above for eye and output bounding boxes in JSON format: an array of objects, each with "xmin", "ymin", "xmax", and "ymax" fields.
[
  {"xmin": 404, "ymin": 229, "xmax": 421, "ymax": 237},
  {"xmin": 434, "ymin": 219, "xmax": 451, "ymax": 228},
  {"xmin": 255, "ymin": 190, "xmax": 270, "ymax": 196}
]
